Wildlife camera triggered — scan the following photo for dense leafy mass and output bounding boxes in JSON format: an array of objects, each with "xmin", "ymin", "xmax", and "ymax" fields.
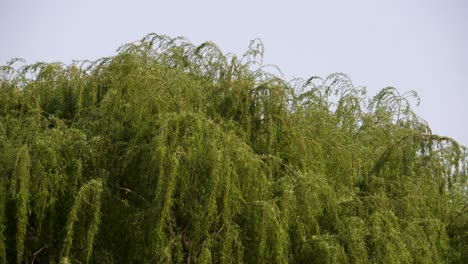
[{"xmin": 0, "ymin": 34, "xmax": 467, "ymax": 263}]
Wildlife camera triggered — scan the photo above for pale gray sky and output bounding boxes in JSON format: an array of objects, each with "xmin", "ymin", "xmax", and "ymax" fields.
[{"xmin": 1, "ymin": 0, "xmax": 467, "ymax": 146}]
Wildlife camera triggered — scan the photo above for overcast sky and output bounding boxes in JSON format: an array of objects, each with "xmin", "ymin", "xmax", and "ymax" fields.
[{"xmin": 1, "ymin": 0, "xmax": 467, "ymax": 146}]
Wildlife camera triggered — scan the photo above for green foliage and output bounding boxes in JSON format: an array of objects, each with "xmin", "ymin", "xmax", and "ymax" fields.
[
  {"xmin": 0, "ymin": 33, "xmax": 466, "ymax": 263},
  {"xmin": 11, "ymin": 145, "xmax": 31, "ymax": 264},
  {"xmin": 61, "ymin": 178, "xmax": 103, "ymax": 264},
  {"xmin": 0, "ymin": 177, "xmax": 7, "ymax": 264}
]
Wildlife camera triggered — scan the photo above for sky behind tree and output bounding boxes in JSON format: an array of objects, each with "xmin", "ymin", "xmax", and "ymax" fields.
[{"xmin": 1, "ymin": 0, "xmax": 467, "ymax": 146}]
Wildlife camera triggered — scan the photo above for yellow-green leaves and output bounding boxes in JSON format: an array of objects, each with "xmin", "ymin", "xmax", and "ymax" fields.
[
  {"xmin": 61, "ymin": 179, "xmax": 103, "ymax": 264},
  {"xmin": 11, "ymin": 145, "xmax": 30, "ymax": 264}
]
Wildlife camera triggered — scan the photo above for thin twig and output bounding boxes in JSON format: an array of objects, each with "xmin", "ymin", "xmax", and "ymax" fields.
[{"xmin": 31, "ymin": 244, "xmax": 47, "ymax": 264}]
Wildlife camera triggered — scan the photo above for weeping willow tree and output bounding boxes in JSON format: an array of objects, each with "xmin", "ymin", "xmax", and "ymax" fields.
[{"xmin": 0, "ymin": 33, "xmax": 466, "ymax": 263}]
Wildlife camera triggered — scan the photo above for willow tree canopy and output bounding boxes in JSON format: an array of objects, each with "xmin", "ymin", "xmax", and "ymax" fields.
[{"xmin": 0, "ymin": 34, "xmax": 466, "ymax": 263}]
